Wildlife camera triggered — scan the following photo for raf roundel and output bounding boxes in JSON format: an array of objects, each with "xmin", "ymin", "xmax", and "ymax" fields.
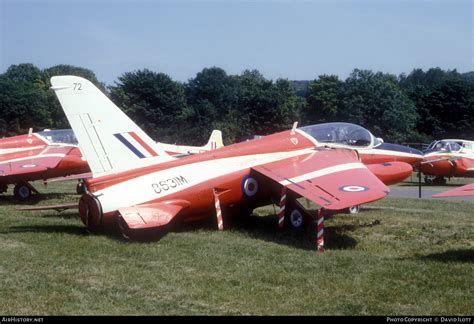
[
  {"xmin": 242, "ymin": 176, "xmax": 259, "ymax": 197},
  {"xmin": 339, "ymin": 185, "xmax": 369, "ymax": 192}
]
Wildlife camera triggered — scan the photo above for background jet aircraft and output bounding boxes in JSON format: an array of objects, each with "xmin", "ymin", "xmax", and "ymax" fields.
[
  {"xmin": 157, "ymin": 130, "xmax": 223, "ymax": 156},
  {"xmin": 298, "ymin": 122, "xmax": 423, "ymax": 184},
  {"xmin": 420, "ymin": 139, "xmax": 474, "ymax": 184},
  {"xmin": 50, "ymin": 75, "xmax": 392, "ymax": 249},
  {"xmin": 0, "ymin": 129, "xmax": 90, "ymax": 200},
  {"xmin": 294, "ymin": 122, "xmax": 423, "ymax": 213}
]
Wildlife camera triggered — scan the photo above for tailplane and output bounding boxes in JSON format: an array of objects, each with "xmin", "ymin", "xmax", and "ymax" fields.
[{"xmin": 50, "ymin": 76, "xmax": 173, "ymax": 177}]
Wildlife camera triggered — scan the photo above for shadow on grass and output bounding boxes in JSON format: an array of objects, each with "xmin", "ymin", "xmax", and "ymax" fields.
[
  {"xmin": 0, "ymin": 224, "xmax": 89, "ymax": 236},
  {"xmin": 0, "ymin": 192, "xmax": 78, "ymax": 206},
  {"xmin": 421, "ymin": 249, "xmax": 474, "ymax": 263},
  {"xmin": 0, "ymin": 223, "xmax": 130, "ymax": 242},
  {"xmin": 399, "ymin": 181, "xmax": 467, "ymax": 188},
  {"xmin": 0, "ymin": 210, "xmax": 380, "ymax": 251},
  {"xmin": 36, "ymin": 212, "xmax": 78, "ymax": 219},
  {"xmin": 176, "ymin": 214, "xmax": 373, "ymax": 251}
]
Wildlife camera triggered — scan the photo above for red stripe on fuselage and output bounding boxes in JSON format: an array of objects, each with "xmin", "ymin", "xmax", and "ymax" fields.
[{"xmin": 129, "ymin": 132, "xmax": 158, "ymax": 157}]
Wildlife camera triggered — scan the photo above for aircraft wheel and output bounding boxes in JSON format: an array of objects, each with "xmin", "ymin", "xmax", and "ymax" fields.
[
  {"xmin": 433, "ymin": 176, "xmax": 446, "ymax": 185},
  {"xmin": 424, "ymin": 176, "xmax": 434, "ymax": 184},
  {"xmin": 78, "ymin": 193, "xmax": 102, "ymax": 230},
  {"xmin": 286, "ymin": 205, "xmax": 306, "ymax": 229},
  {"xmin": 76, "ymin": 182, "xmax": 86, "ymax": 195},
  {"xmin": 346, "ymin": 205, "xmax": 360, "ymax": 215},
  {"xmin": 14, "ymin": 183, "xmax": 32, "ymax": 201}
]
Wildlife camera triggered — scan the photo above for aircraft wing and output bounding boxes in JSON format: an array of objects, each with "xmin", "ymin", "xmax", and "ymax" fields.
[
  {"xmin": 252, "ymin": 149, "xmax": 390, "ymax": 210},
  {"xmin": 118, "ymin": 200, "xmax": 190, "ymax": 230},
  {"xmin": 0, "ymin": 154, "xmax": 64, "ymax": 177},
  {"xmin": 432, "ymin": 184, "xmax": 474, "ymax": 198}
]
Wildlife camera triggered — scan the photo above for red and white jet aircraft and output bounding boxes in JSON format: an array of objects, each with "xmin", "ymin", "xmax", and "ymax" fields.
[
  {"xmin": 0, "ymin": 129, "xmax": 90, "ymax": 200},
  {"xmin": 50, "ymin": 75, "xmax": 394, "ymax": 249},
  {"xmin": 420, "ymin": 139, "xmax": 474, "ymax": 184}
]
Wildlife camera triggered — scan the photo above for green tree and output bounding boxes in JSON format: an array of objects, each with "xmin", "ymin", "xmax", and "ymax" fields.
[
  {"xmin": 340, "ymin": 69, "xmax": 418, "ymax": 142},
  {"xmin": 399, "ymin": 68, "xmax": 474, "ymax": 140},
  {"xmin": 236, "ymin": 70, "xmax": 298, "ymax": 139},
  {"xmin": 108, "ymin": 69, "xmax": 188, "ymax": 143},
  {"xmin": 302, "ymin": 75, "xmax": 342, "ymax": 124},
  {"xmin": 3, "ymin": 63, "xmax": 42, "ymax": 83},
  {"xmin": 0, "ymin": 73, "xmax": 51, "ymax": 136},
  {"xmin": 184, "ymin": 67, "xmax": 239, "ymax": 144}
]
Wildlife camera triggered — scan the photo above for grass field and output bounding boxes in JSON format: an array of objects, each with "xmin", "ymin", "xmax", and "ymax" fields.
[{"xmin": 0, "ymin": 181, "xmax": 472, "ymax": 315}]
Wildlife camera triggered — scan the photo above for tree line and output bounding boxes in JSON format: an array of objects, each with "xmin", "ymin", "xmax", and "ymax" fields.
[{"xmin": 1, "ymin": 63, "xmax": 473, "ymax": 145}]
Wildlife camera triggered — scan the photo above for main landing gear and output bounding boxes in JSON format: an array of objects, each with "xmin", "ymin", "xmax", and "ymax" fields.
[
  {"xmin": 346, "ymin": 205, "xmax": 360, "ymax": 215},
  {"xmin": 13, "ymin": 182, "xmax": 39, "ymax": 201},
  {"xmin": 76, "ymin": 180, "xmax": 86, "ymax": 194},
  {"xmin": 424, "ymin": 175, "xmax": 447, "ymax": 185}
]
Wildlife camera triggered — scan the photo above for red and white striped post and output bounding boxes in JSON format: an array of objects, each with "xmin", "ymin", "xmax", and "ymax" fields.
[
  {"xmin": 213, "ymin": 189, "xmax": 224, "ymax": 231},
  {"xmin": 278, "ymin": 187, "xmax": 286, "ymax": 228},
  {"xmin": 316, "ymin": 209, "xmax": 325, "ymax": 252}
]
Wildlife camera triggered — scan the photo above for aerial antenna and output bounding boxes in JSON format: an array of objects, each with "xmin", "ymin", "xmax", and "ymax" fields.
[{"xmin": 28, "ymin": 128, "xmax": 33, "ymax": 137}]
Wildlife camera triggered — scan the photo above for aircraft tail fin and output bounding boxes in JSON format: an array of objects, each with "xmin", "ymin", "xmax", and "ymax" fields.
[
  {"xmin": 50, "ymin": 76, "xmax": 173, "ymax": 177},
  {"xmin": 202, "ymin": 130, "xmax": 223, "ymax": 151}
]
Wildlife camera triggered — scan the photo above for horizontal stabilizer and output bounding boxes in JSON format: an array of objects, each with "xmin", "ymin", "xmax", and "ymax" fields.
[
  {"xmin": 433, "ymin": 184, "xmax": 474, "ymax": 198},
  {"xmin": 118, "ymin": 200, "xmax": 189, "ymax": 230}
]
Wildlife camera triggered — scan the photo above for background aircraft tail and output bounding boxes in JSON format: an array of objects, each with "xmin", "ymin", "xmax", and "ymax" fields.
[
  {"xmin": 202, "ymin": 130, "xmax": 223, "ymax": 151},
  {"xmin": 50, "ymin": 75, "xmax": 173, "ymax": 177}
]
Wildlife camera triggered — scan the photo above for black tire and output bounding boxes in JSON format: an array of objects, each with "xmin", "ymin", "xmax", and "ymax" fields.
[
  {"xmin": 0, "ymin": 184, "xmax": 7, "ymax": 194},
  {"xmin": 76, "ymin": 182, "xmax": 86, "ymax": 194},
  {"xmin": 285, "ymin": 203, "xmax": 308, "ymax": 230},
  {"xmin": 345, "ymin": 205, "xmax": 360, "ymax": 215},
  {"xmin": 14, "ymin": 183, "xmax": 32, "ymax": 201},
  {"xmin": 433, "ymin": 176, "xmax": 447, "ymax": 185}
]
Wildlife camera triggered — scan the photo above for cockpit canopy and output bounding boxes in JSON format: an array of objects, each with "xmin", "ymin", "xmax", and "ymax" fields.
[
  {"xmin": 425, "ymin": 140, "xmax": 462, "ymax": 153},
  {"xmin": 36, "ymin": 129, "xmax": 78, "ymax": 145},
  {"xmin": 298, "ymin": 122, "xmax": 381, "ymax": 148}
]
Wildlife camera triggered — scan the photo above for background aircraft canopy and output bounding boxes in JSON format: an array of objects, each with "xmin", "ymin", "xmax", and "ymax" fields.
[
  {"xmin": 36, "ymin": 129, "xmax": 78, "ymax": 145},
  {"xmin": 299, "ymin": 122, "xmax": 378, "ymax": 147},
  {"xmin": 425, "ymin": 140, "xmax": 462, "ymax": 153}
]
